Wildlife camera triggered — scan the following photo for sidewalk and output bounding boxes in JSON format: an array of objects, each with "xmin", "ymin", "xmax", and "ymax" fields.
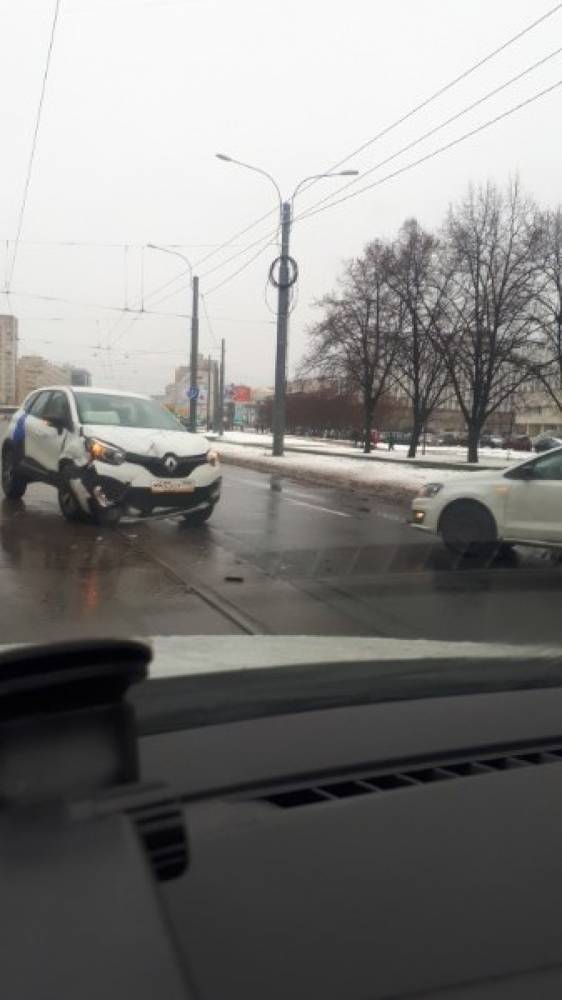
[{"xmin": 210, "ymin": 431, "xmax": 513, "ymax": 473}]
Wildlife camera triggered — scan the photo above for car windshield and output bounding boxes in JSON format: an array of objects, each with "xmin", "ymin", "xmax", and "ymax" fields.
[
  {"xmin": 75, "ymin": 392, "xmax": 184, "ymax": 431},
  {"xmin": 0, "ymin": 0, "xmax": 561, "ymax": 686}
]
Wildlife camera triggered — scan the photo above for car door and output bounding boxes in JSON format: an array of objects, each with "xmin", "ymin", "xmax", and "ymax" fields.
[
  {"xmin": 25, "ymin": 390, "xmax": 72, "ymax": 474},
  {"xmin": 23, "ymin": 390, "xmax": 54, "ymax": 469},
  {"xmin": 503, "ymin": 450, "xmax": 562, "ymax": 543}
]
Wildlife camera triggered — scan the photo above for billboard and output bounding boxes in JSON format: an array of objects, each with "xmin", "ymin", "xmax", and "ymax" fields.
[{"xmin": 225, "ymin": 384, "xmax": 252, "ymax": 403}]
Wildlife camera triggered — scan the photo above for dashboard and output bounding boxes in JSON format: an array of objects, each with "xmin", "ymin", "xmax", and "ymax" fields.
[{"xmin": 4, "ymin": 640, "xmax": 562, "ymax": 999}]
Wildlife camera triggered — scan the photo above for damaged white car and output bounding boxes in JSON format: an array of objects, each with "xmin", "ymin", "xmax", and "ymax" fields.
[{"xmin": 1, "ymin": 386, "xmax": 221, "ymax": 526}]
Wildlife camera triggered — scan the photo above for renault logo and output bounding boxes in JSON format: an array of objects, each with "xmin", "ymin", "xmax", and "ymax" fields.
[{"xmin": 164, "ymin": 454, "xmax": 178, "ymax": 473}]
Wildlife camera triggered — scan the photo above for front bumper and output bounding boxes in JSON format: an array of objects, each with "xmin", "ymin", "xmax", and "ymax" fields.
[
  {"xmin": 124, "ymin": 479, "xmax": 221, "ymax": 517},
  {"xmin": 410, "ymin": 497, "xmax": 440, "ymax": 534},
  {"xmin": 72, "ymin": 458, "xmax": 221, "ymax": 519}
]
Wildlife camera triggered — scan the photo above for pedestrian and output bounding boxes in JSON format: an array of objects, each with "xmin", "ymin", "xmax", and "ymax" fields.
[
  {"xmin": 351, "ymin": 429, "xmax": 360, "ymax": 448},
  {"xmin": 388, "ymin": 432, "xmax": 395, "ymax": 451}
]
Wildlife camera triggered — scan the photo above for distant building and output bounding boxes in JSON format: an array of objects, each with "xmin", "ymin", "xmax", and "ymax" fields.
[
  {"xmin": 251, "ymin": 386, "xmax": 274, "ymax": 402},
  {"xmin": 69, "ymin": 367, "xmax": 91, "ymax": 387},
  {"xmin": 16, "ymin": 355, "xmax": 70, "ymax": 403},
  {"xmin": 0, "ymin": 315, "xmax": 18, "ymax": 405},
  {"xmin": 163, "ymin": 354, "xmax": 218, "ymax": 426},
  {"xmin": 516, "ymin": 390, "xmax": 562, "ymax": 437}
]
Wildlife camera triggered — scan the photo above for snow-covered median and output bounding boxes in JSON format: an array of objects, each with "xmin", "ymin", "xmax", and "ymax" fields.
[
  {"xmin": 215, "ymin": 431, "xmax": 517, "ymax": 469},
  {"xmin": 217, "ymin": 442, "xmax": 475, "ymax": 502}
]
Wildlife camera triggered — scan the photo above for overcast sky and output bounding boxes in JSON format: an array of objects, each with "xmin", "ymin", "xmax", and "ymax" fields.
[{"xmin": 0, "ymin": 0, "xmax": 560, "ymax": 394}]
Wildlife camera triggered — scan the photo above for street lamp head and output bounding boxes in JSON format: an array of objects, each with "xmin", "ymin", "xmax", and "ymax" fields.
[
  {"xmin": 337, "ymin": 170, "xmax": 359, "ymax": 176},
  {"xmin": 216, "ymin": 153, "xmax": 233, "ymax": 162}
]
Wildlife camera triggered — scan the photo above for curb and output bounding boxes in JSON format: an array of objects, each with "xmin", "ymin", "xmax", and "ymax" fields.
[{"xmin": 217, "ymin": 450, "xmax": 417, "ymax": 505}]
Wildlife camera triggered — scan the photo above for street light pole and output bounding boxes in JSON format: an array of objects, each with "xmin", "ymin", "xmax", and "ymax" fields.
[
  {"xmin": 189, "ymin": 275, "xmax": 199, "ymax": 432},
  {"xmin": 273, "ymin": 200, "xmax": 291, "ymax": 457},
  {"xmin": 146, "ymin": 243, "xmax": 198, "ymax": 429},
  {"xmin": 218, "ymin": 337, "xmax": 225, "ymax": 437},
  {"xmin": 214, "ymin": 157, "xmax": 358, "ymax": 456}
]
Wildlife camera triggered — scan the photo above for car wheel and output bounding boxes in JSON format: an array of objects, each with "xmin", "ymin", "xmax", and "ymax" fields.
[
  {"xmin": 1, "ymin": 447, "xmax": 27, "ymax": 500},
  {"xmin": 181, "ymin": 503, "xmax": 215, "ymax": 526},
  {"xmin": 58, "ymin": 470, "xmax": 88, "ymax": 522},
  {"xmin": 440, "ymin": 501, "xmax": 497, "ymax": 556}
]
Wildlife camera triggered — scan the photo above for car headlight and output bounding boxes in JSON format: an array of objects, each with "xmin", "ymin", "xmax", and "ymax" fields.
[
  {"xmin": 85, "ymin": 437, "xmax": 126, "ymax": 465},
  {"xmin": 420, "ymin": 482, "xmax": 444, "ymax": 498},
  {"xmin": 206, "ymin": 449, "xmax": 219, "ymax": 467}
]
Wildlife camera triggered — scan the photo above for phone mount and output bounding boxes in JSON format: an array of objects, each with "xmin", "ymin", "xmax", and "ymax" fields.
[{"xmin": 0, "ymin": 639, "xmax": 193, "ymax": 999}]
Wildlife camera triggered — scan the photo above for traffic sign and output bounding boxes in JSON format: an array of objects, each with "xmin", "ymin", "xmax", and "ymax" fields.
[{"xmin": 186, "ymin": 385, "xmax": 199, "ymax": 400}]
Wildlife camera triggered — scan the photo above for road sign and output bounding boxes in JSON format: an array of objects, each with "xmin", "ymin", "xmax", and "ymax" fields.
[{"xmin": 187, "ymin": 385, "xmax": 199, "ymax": 400}]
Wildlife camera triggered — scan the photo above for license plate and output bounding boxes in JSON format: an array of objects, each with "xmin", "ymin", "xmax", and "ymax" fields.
[{"xmin": 151, "ymin": 480, "xmax": 195, "ymax": 494}]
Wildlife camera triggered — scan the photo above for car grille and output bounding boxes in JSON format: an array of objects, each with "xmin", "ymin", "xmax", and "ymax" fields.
[{"xmin": 125, "ymin": 452, "xmax": 208, "ymax": 478}]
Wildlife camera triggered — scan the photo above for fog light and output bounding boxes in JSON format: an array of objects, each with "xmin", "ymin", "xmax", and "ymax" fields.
[{"xmin": 413, "ymin": 510, "xmax": 425, "ymax": 523}]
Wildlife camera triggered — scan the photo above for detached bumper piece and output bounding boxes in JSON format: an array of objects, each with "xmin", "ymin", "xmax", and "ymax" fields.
[
  {"xmin": 0, "ymin": 640, "xmax": 193, "ymax": 999},
  {"xmin": 81, "ymin": 464, "xmax": 130, "ymax": 508}
]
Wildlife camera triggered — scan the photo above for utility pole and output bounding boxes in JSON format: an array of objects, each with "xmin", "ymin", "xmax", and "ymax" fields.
[
  {"xmin": 207, "ymin": 353, "xmax": 212, "ymax": 430},
  {"xmin": 272, "ymin": 200, "xmax": 291, "ymax": 457},
  {"xmin": 212, "ymin": 357, "xmax": 220, "ymax": 432},
  {"xmin": 189, "ymin": 275, "xmax": 199, "ymax": 433},
  {"xmin": 215, "ymin": 155, "xmax": 358, "ymax": 457},
  {"xmin": 218, "ymin": 337, "xmax": 225, "ymax": 437}
]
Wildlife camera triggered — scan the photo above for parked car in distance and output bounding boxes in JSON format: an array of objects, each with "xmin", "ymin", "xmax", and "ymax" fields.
[
  {"xmin": 479, "ymin": 434, "xmax": 504, "ymax": 449},
  {"xmin": 503, "ymin": 434, "xmax": 532, "ymax": 451},
  {"xmin": 532, "ymin": 433, "xmax": 562, "ymax": 453},
  {"xmin": 437, "ymin": 432, "xmax": 458, "ymax": 447}
]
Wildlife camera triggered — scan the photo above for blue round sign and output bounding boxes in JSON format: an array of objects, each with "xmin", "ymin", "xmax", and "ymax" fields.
[{"xmin": 187, "ymin": 385, "xmax": 199, "ymax": 400}]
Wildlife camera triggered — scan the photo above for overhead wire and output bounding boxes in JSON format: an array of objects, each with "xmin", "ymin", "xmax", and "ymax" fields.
[
  {"xmin": 199, "ymin": 74, "xmax": 562, "ymax": 300},
  {"xmin": 6, "ymin": 0, "xmax": 62, "ymax": 291},
  {"xmin": 200, "ymin": 294, "xmax": 220, "ymax": 350},
  {"xmin": 294, "ymin": 0, "xmax": 562, "ymax": 200},
  {"xmin": 14, "ymin": 4, "xmax": 557, "ymax": 348},
  {"xmin": 294, "ymin": 80, "xmax": 562, "ymax": 226},
  {"xmin": 8, "ymin": 289, "xmax": 190, "ymax": 318},
  {"xmin": 292, "ymin": 45, "xmax": 562, "ymax": 222},
  {"xmin": 167, "ymin": 0, "xmax": 562, "ymax": 285},
  {"xmin": 203, "ymin": 240, "xmax": 279, "ymax": 298}
]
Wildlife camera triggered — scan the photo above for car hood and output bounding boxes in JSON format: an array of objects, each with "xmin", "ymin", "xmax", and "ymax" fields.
[
  {"xmin": 82, "ymin": 424, "xmax": 210, "ymax": 457},
  {"xmin": 146, "ymin": 635, "xmax": 560, "ymax": 678}
]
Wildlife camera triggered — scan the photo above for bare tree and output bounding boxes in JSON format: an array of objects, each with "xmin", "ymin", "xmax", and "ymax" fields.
[
  {"xmin": 302, "ymin": 241, "xmax": 402, "ymax": 453},
  {"xmin": 437, "ymin": 180, "xmax": 543, "ymax": 462},
  {"xmin": 530, "ymin": 206, "xmax": 562, "ymax": 408},
  {"xmin": 387, "ymin": 219, "xmax": 450, "ymax": 457}
]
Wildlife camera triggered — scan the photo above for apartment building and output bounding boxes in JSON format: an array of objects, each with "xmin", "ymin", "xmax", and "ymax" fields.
[
  {"xmin": 164, "ymin": 356, "xmax": 218, "ymax": 424},
  {"xmin": 0, "ymin": 315, "xmax": 18, "ymax": 405},
  {"xmin": 16, "ymin": 355, "xmax": 71, "ymax": 403}
]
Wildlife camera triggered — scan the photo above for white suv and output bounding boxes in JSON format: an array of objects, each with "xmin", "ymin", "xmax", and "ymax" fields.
[
  {"xmin": 411, "ymin": 446, "xmax": 562, "ymax": 553},
  {"xmin": 1, "ymin": 386, "xmax": 221, "ymax": 526}
]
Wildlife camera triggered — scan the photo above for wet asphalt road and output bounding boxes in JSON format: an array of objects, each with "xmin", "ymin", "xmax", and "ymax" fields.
[{"xmin": 0, "ymin": 462, "xmax": 561, "ymax": 646}]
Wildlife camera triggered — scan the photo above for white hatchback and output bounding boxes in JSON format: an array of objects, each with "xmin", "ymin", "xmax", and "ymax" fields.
[
  {"xmin": 1, "ymin": 386, "xmax": 221, "ymax": 526},
  {"xmin": 411, "ymin": 446, "xmax": 562, "ymax": 553}
]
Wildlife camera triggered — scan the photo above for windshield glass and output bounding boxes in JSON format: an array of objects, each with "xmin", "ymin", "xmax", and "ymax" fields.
[
  {"xmin": 75, "ymin": 393, "xmax": 184, "ymax": 431},
  {"xmin": 0, "ymin": 0, "xmax": 561, "ymax": 677}
]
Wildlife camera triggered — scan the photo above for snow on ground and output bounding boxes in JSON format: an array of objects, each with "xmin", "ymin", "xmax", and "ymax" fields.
[
  {"xmin": 216, "ymin": 441, "xmax": 483, "ymax": 501},
  {"xmin": 216, "ymin": 431, "xmax": 522, "ymax": 469}
]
